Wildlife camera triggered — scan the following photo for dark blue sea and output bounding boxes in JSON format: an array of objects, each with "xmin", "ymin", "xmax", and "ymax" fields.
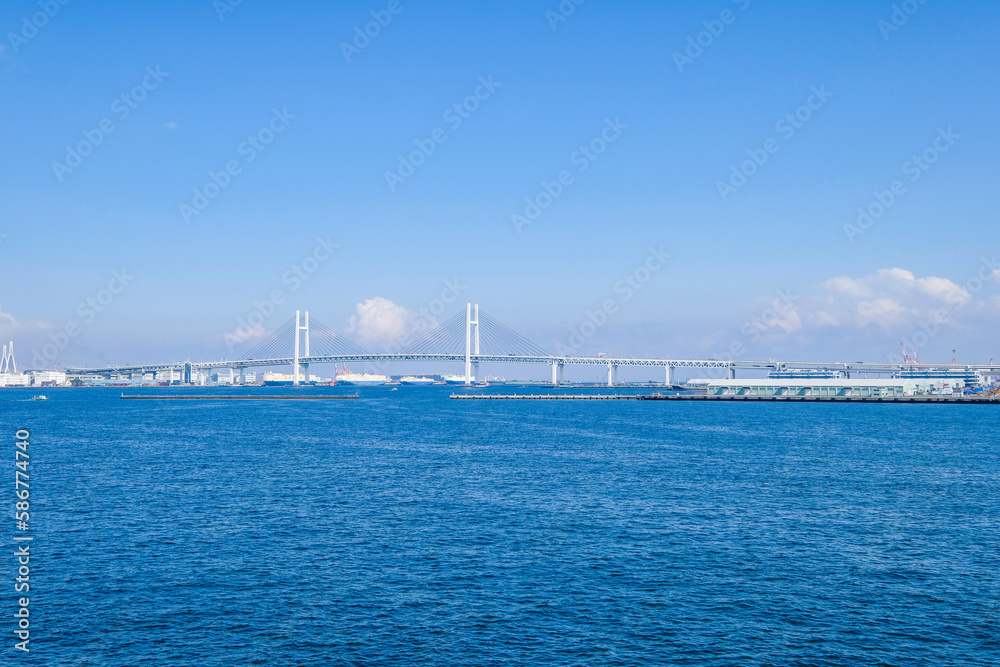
[{"xmin": 3, "ymin": 386, "xmax": 998, "ymax": 665}]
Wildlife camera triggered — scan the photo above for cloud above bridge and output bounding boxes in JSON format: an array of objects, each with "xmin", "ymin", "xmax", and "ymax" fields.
[
  {"xmin": 0, "ymin": 304, "xmax": 15, "ymax": 327},
  {"xmin": 345, "ymin": 297, "xmax": 430, "ymax": 348},
  {"xmin": 0, "ymin": 305, "xmax": 53, "ymax": 353},
  {"xmin": 0, "ymin": 305, "xmax": 50, "ymax": 335},
  {"xmin": 222, "ymin": 321, "xmax": 265, "ymax": 344}
]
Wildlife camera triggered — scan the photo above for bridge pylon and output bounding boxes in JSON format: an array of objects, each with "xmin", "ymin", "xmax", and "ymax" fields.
[
  {"xmin": 465, "ymin": 303, "xmax": 480, "ymax": 385},
  {"xmin": 293, "ymin": 310, "xmax": 310, "ymax": 385},
  {"xmin": 0, "ymin": 341, "xmax": 15, "ymax": 374}
]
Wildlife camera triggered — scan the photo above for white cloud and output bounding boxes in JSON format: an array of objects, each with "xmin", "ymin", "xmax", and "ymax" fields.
[
  {"xmin": 345, "ymin": 297, "xmax": 431, "ymax": 348},
  {"xmin": 805, "ymin": 268, "xmax": 970, "ymax": 331},
  {"xmin": 0, "ymin": 306, "xmax": 51, "ymax": 343}
]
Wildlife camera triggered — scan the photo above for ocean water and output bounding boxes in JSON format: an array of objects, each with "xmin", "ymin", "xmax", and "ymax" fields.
[{"xmin": 3, "ymin": 386, "xmax": 998, "ymax": 665}]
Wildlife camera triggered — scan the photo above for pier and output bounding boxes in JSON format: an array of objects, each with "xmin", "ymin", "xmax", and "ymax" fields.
[
  {"xmin": 451, "ymin": 393, "xmax": 1000, "ymax": 403},
  {"xmin": 120, "ymin": 394, "xmax": 358, "ymax": 400}
]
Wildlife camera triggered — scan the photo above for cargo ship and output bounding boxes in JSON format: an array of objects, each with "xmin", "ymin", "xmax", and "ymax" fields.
[
  {"xmin": 399, "ymin": 376, "xmax": 435, "ymax": 385},
  {"xmin": 262, "ymin": 372, "xmax": 320, "ymax": 386},
  {"xmin": 334, "ymin": 365, "xmax": 388, "ymax": 386}
]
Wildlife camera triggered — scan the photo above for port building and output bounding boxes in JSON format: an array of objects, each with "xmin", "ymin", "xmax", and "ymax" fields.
[
  {"xmin": 898, "ymin": 368, "xmax": 984, "ymax": 385},
  {"xmin": 696, "ymin": 377, "xmax": 965, "ymax": 398}
]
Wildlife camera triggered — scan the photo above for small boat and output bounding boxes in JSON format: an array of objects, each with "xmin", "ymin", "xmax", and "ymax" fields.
[{"xmin": 29, "ymin": 395, "xmax": 49, "ymax": 401}]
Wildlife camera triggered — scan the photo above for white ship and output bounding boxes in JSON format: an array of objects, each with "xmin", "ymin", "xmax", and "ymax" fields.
[
  {"xmin": 443, "ymin": 374, "xmax": 474, "ymax": 385},
  {"xmin": 399, "ymin": 376, "xmax": 435, "ymax": 385},
  {"xmin": 334, "ymin": 365, "xmax": 388, "ymax": 386}
]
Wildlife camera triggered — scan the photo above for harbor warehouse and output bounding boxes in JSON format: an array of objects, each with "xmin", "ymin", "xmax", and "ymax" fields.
[{"xmin": 698, "ymin": 378, "xmax": 964, "ymax": 398}]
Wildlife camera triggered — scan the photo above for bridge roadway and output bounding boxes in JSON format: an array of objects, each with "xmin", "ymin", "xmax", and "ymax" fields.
[{"xmin": 66, "ymin": 353, "xmax": 1000, "ymax": 382}]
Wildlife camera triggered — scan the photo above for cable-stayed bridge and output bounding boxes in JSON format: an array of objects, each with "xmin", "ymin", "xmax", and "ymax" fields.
[{"xmin": 66, "ymin": 304, "xmax": 998, "ymax": 385}]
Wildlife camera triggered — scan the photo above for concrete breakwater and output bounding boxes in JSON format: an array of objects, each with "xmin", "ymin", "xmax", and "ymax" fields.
[
  {"xmin": 121, "ymin": 394, "xmax": 358, "ymax": 400},
  {"xmin": 451, "ymin": 393, "xmax": 1000, "ymax": 403}
]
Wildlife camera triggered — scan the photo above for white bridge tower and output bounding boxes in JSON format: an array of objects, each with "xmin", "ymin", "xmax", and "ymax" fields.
[
  {"xmin": 465, "ymin": 303, "xmax": 479, "ymax": 385},
  {"xmin": 293, "ymin": 310, "xmax": 310, "ymax": 385},
  {"xmin": 0, "ymin": 341, "xmax": 16, "ymax": 374}
]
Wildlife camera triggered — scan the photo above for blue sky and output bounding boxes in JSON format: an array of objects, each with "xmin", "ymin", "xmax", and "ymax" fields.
[{"xmin": 1, "ymin": 0, "xmax": 999, "ymax": 375}]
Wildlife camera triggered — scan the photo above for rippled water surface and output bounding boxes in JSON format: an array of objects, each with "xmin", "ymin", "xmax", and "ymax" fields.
[{"xmin": 4, "ymin": 386, "xmax": 999, "ymax": 665}]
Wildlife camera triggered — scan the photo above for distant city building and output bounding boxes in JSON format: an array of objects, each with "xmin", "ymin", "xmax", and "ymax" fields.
[
  {"xmin": 212, "ymin": 370, "xmax": 235, "ymax": 385},
  {"xmin": 30, "ymin": 370, "xmax": 68, "ymax": 386},
  {"xmin": 0, "ymin": 373, "xmax": 30, "ymax": 387},
  {"xmin": 897, "ymin": 368, "xmax": 984, "ymax": 385}
]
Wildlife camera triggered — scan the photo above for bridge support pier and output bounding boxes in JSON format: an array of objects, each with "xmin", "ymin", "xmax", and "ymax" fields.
[
  {"xmin": 607, "ymin": 364, "xmax": 616, "ymax": 387},
  {"xmin": 728, "ymin": 365, "xmax": 736, "ymax": 379},
  {"xmin": 550, "ymin": 362, "xmax": 563, "ymax": 386},
  {"xmin": 666, "ymin": 365, "xmax": 676, "ymax": 386}
]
